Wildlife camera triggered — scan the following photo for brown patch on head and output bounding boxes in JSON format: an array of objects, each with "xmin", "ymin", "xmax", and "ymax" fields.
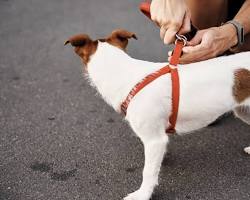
[
  {"xmin": 64, "ymin": 34, "xmax": 97, "ymax": 65},
  {"xmin": 233, "ymin": 68, "xmax": 250, "ymax": 103},
  {"xmin": 105, "ymin": 29, "xmax": 137, "ymax": 50}
]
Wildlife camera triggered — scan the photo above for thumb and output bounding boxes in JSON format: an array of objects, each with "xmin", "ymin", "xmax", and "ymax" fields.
[{"xmin": 186, "ymin": 30, "xmax": 204, "ymax": 46}]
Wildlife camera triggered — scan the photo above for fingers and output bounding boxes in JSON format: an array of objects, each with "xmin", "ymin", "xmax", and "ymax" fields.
[
  {"xmin": 168, "ymin": 51, "xmax": 172, "ymax": 57},
  {"xmin": 179, "ymin": 51, "xmax": 211, "ymax": 64},
  {"xmin": 150, "ymin": 0, "xmax": 189, "ymax": 44},
  {"xmin": 160, "ymin": 26, "xmax": 167, "ymax": 40},
  {"xmin": 168, "ymin": 49, "xmax": 208, "ymax": 64},
  {"xmin": 160, "ymin": 25, "xmax": 179, "ymax": 44},
  {"xmin": 180, "ymin": 40, "xmax": 211, "ymax": 63},
  {"xmin": 163, "ymin": 27, "xmax": 178, "ymax": 44},
  {"xmin": 181, "ymin": 41, "xmax": 207, "ymax": 63},
  {"xmin": 183, "ymin": 43, "xmax": 204, "ymax": 54},
  {"xmin": 160, "ymin": 12, "xmax": 190, "ymax": 44},
  {"xmin": 167, "ymin": 31, "xmax": 205, "ymax": 63},
  {"xmin": 183, "ymin": 30, "xmax": 206, "ymax": 55},
  {"xmin": 168, "ymin": 31, "xmax": 208, "ymax": 64},
  {"xmin": 178, "ymin": 12, "xmax": 191, "ymax": 35},
  {"xmin": 186, "ymin": 30, "xmax": 205, "ymax": 46},
  {"xmin": 169, "ymin": 27, "xmax": 224, "ymax": 64}
]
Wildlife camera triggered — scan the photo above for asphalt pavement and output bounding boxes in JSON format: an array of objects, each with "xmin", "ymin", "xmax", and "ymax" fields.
[{"xmin": 0, "ymin": 0, "xmax": 250, "ymax": 200}]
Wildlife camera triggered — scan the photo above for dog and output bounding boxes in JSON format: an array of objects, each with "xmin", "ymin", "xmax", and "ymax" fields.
[{"xmin": 65, "ymin": 29, "xmax": 250, "ymax": 200}]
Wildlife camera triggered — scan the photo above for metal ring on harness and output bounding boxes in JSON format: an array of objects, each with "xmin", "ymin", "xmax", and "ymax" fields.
[{"xmin": 175, "ymin": 34, "xmax": 187, "ymax": 46}]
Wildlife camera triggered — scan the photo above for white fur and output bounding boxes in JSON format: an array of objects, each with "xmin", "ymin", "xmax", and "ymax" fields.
[{"xmin": 87, "ymin": 42, "xmax": 250, "ymax": 200}]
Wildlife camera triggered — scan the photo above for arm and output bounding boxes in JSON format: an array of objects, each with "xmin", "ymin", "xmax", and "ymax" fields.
[
  {"xmin": 233, "ymin": 0, "xmax": 250, "ymax": 52},
  {"xmin": 177, "ymin": 0, "xmax": 250, "ymax": 64},
  {"xmin": 234, "ymin": 0, "xmax": 250, "ymax": 34}
]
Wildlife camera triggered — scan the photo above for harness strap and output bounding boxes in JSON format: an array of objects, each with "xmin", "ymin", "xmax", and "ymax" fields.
[
  {"xmin": 121, "ymin": 40, "xmax": 184, "ymax": 134},
  {"xmin": 166, "ymin": 40, "xmax": 184, "ymax": 133},
  {"xmin": 121, "ymin": 66, "xmax": 171, "ymax": 115}
]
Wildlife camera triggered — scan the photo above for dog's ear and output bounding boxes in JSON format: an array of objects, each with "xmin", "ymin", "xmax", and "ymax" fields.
[
  {"xmin": 65, "ymin": 34, "xmax": 98, "ymax": 65},
  {"xmin": 106, "ymin": 29, "xmax": 137, "ymax": 50}
]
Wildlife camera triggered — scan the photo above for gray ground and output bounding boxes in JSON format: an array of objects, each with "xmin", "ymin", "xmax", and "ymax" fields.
[{"xmin": 0, "ymin": 0, "xmax": 250, "ymax": 200}]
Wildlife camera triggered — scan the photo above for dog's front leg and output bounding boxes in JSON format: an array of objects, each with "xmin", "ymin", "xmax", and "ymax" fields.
[{"xmin": 124, "ymin": 135, "xmax": 168, "ymax": 200}]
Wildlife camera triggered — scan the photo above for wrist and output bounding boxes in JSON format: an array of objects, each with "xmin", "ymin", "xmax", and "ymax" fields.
[{"xmin": 219, "ymin": 23, "xmax": 238, "ymax": 48}]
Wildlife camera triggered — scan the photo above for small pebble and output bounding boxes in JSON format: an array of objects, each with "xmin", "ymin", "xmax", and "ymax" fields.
[
  {"xmin": 48, "ymin": 116, "xmax": 55, "ymax": 120},
  {"xmin": 107, "ymin": 118, "xmax": 114, "ymax": 123},
  {"xmin": 244, "ymin": 147, "xmax": 250, "ymax": 154}
]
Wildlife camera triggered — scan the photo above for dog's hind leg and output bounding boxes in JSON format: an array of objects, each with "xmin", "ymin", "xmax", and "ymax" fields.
[
  {"xmin": 234, "ymin": 105, "xmax": 250, "ymax": 154},
  {"xmin": 124, "ymin": 133, "xmax": 168, "ymax": 200}
]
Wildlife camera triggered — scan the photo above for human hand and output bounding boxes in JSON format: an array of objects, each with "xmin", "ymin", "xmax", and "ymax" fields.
[
  {"xmin": 150, "ymin": 0, "xmax": 191, "ymax": 44},
  {"xmin": 168, "ymin": 24, "xmax": 238, "ymax": 64}
]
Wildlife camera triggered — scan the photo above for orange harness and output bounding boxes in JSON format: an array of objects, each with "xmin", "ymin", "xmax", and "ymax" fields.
[
  {"xmin": 121, "ymin": 39, "xmax": 184, "ymax": 133},
  {"xmin": 120, "ymin": 2, "xmax": 187, "ymax": 133}
]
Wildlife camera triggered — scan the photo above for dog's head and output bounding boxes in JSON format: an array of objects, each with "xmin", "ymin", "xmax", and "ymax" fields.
[{"xmin": 65, "ymin": 29, "xmax": 137, "ymax": 65}]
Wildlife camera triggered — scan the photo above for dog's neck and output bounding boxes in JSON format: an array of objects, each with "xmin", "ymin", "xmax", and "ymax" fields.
[{"xmin": 86, "ymin": 42, "xmax": 166, "ymax": 111}]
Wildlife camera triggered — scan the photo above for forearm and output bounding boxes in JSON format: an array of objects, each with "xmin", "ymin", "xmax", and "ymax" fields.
[{"xmin": 234, "ymin": 0, "xmax": 250, "ymax": 34}]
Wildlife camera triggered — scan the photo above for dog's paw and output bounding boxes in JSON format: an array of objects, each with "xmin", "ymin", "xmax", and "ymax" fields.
[
  {"xmin": 244, "ymin": 146, "xmax": 250, "ymax": 154},
  {"xmin": 123, "ymin": 190, "xmax": 150, "ymax": 200}
]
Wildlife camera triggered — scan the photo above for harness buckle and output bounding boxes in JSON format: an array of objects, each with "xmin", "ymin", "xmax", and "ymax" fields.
[{"xmin": 175, "ymin": 34, "xmax": 187, "ymax": 46}]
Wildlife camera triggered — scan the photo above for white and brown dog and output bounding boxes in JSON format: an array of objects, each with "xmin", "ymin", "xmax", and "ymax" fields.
[{"xmin": 65, "ymin": 29, "xmax": 250, "ymax": 200}]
